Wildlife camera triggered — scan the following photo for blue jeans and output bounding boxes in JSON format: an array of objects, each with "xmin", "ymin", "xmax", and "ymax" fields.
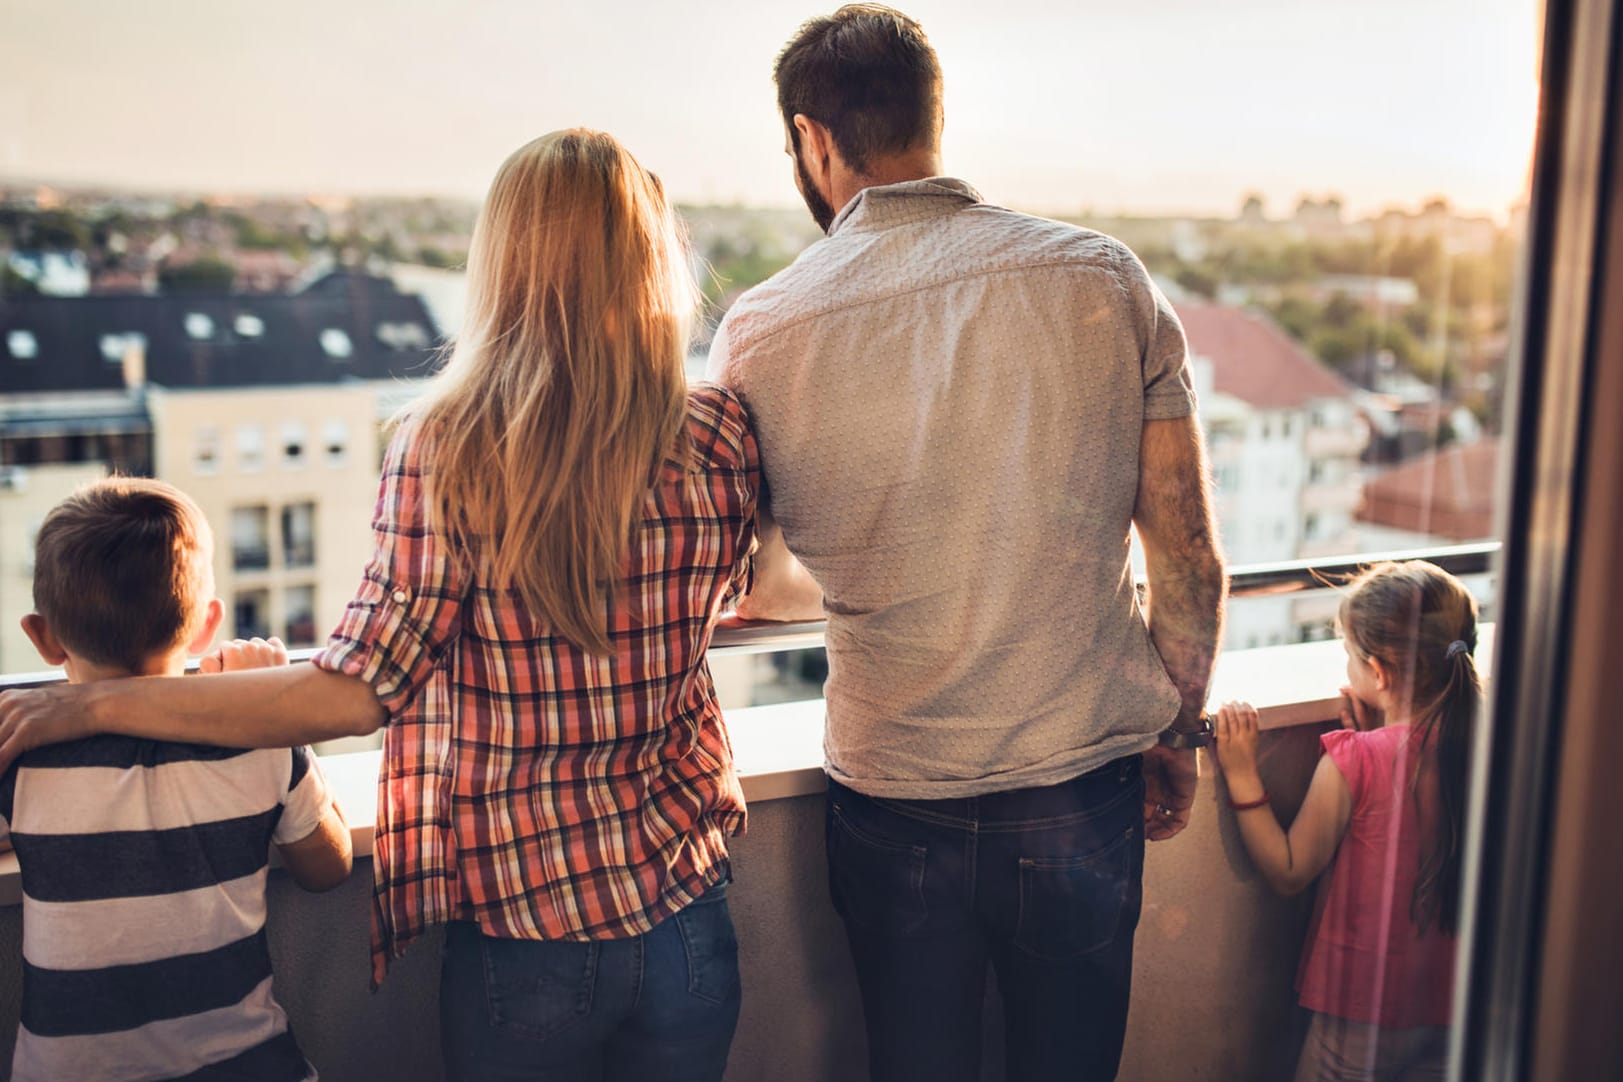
[
  {"xmin": 439, "ymin": 881, "xmax": 741, "ymax": 1082},
  {"xmin": 827, "ymin": 757, "xmax": 1146, "ymax": 1082}
]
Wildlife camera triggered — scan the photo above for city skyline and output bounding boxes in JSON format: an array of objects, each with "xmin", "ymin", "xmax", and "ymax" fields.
[{"xmin": 2, "ymin": 0, "xmax": 1539, "ymax": 219}]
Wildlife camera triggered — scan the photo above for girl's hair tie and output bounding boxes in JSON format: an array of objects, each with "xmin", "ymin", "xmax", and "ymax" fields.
[{"xmin": 1446, "ymin": 640, "xmax": 1470, "ymax": 660}]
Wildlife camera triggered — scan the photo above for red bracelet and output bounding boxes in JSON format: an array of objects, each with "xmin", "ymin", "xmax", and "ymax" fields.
[{"xmin": 1229, "ymin": 792, "xmax": 1272, "ymax": 811}]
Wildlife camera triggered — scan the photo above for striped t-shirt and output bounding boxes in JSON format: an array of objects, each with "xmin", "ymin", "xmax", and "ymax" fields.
[{"xmin": 0, "ymin": 735, "xmax": 330, "ymax": 1081}]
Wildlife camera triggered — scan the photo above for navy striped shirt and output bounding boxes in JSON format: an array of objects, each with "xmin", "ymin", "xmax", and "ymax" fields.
[{"xmin": 0, "ymin": 736, "xmax": 330, "ymax": 1081}]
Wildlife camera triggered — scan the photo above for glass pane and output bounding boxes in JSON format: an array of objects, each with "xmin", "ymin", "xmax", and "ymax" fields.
[
  {"xmin": 284, "ymin": 584, "xmax": 316, "ymax": 647},
  {"xmin": 229, "ymin": 505, "xmax": 270, "ymax": 572},
  {"xmin": 231, "ymin": 588, "xmax": 270, "ymax": 640},
  {"xmin": 281, "ymin": 501, "xmax": 316, "ymax": 569},
  {"xmin": 0, "ymin": 4, "xmax": 1547, "ymax": 1078}
]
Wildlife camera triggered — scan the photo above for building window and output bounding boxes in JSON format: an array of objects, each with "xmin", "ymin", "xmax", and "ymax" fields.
[
  {"xmin": 234, "ymin": 313, "xmax": 265, "ymax": 338},
  {"xmin": 320, "ymin": 328, "xmax": 353, "ymax": 360},
  {"xmin": 194, "ymin": 425, "xmax": 222, "ymax": 475},
  {"xmin": 230, "ymin": 506, "xmax": 271, "ymax": 571},
  {"xmin": 322, "ymin": 419, "xmax": 350, "ymax": 466},
  {"xmin": 376, "ymin": 321, "xmax": 429, "ymax": 350},
  {"xmin": 233, "ymin": 588, "xmax": 271, "ymax": 640},
  {"xmin": 7, "ymin": 329, "xmax": 38, "ymax": 360},
  {"xmin": 184, "ymin": 313, "xmax": 215, "ymax": 340},
  {"xmin": 1304, "ymin": 512, "xmax": 1322, "ymax": 539},
  {"xmin": 282, "ymin": 502, "xmax": 316, "ymax": 569},
  {"xmin": 284, "ymin": 584, "xmax": 316, "ymax": 647},
  {"xmin": 282, "ymin": 421, "xmax": 307, "ymax": 468},
  {"xmin": 237, "ymin": 425, "xmax": 264, "ymax": 472}
]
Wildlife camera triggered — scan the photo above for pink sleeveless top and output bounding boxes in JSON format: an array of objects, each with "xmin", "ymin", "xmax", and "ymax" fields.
[{"xmin": 1295, "ymin": 725, "xmax": 1457, "ymax": 1026}]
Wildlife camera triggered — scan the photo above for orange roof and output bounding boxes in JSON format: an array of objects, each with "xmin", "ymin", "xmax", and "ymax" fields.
[
  {"xmin": 1175, "ymin": 302, "xmax": 1354, "ymax": 409},
  {"xmin": 1357, "ymin": 439, "xmax": 1499, "ymax": 541}
]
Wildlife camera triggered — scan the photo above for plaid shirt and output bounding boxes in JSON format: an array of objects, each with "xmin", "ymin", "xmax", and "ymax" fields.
[{"xmin": 315, "ymin": 384, "xmax": 758, "ymax": 985}]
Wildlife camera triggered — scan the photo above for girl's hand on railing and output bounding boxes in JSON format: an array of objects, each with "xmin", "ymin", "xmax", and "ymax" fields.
[{"xmin": 1212, "ymin": 701, "xmax": 1263, "ymax": 780}]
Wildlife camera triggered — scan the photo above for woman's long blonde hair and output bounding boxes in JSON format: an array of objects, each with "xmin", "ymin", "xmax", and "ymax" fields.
[{"xmin": 414, "ymin": 129, "xmax": 697, "ymax": 654}]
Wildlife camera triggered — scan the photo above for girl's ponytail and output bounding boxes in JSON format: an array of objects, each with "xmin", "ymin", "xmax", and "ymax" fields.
[{"xmin": 1414, "ymin": 633, "xmax": 1481, "ymax": 935}]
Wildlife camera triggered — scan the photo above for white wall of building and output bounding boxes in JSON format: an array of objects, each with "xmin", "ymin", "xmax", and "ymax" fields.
[
  {"xmin": 0, "ymin": 461, "xmax": 108, "ymax": 674},
  {"xmin": 146, "ymin": 384, "xmax": 393, "ymax": 653}
]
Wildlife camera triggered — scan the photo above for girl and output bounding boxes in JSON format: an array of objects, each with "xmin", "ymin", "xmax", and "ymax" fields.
[
  {"xmin": 1213, "ymin": 560, "xmax": 1480, "ymax": 1082},
  {"xmin": 0, "ymin": 130, "xmax": 778, "ymax": 1082}
]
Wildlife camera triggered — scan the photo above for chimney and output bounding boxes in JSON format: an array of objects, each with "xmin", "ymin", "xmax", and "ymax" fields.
[{"xmin": 122, "ymin": 341, "xmax": 146, "ymax": 391}]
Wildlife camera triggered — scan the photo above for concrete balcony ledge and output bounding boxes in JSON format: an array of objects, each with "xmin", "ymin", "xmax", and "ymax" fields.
[{"xmin": 0, "ymin": 632, "xmax": 1494, "ymax": 1081}]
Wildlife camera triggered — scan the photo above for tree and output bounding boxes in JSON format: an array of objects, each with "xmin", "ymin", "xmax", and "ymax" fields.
[
  {"xmin": 159, "ymin": 258, "xmax": 235, "ymax": 293},
  {"xmin": 1174, "ymin": 263, "xmax": 1219, "ymax": 300},
  {"xmin": 0, "ymin": 265, "xmax": 40, "ymax": 297}
]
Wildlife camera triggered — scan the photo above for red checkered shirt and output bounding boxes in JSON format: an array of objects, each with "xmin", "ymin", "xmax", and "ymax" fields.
[{"xmin": 314, "ymin": 384, "xmax": 759, "ymax": 986}]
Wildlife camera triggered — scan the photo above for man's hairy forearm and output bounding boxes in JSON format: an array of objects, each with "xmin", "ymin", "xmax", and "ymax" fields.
[{"xmin": 1143, "ymin": 549, "xmax": 1226, "ymax": 726}]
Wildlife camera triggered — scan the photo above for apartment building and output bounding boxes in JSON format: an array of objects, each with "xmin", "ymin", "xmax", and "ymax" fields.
[
  {"xmin": 1176, "ymin": 302, "xmax": 1369, "ymax": 649},
  {"xmin": 0, "ymin": 272, "xmax": 439, "ymax": 674}
]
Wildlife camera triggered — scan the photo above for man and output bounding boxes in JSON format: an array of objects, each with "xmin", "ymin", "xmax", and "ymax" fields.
[{"xmin": 708, "ymin": 6, "xmax": 1226, "ymax": 1081}]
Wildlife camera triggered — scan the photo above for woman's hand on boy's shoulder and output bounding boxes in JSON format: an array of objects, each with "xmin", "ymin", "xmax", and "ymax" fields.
[
  {"xmin": 0, "ymin": 681, "xmax": 94, "ymax": 773},
  {"xmin": 200, "ymin": 637, "xmax": 290, "ymax": 674}
]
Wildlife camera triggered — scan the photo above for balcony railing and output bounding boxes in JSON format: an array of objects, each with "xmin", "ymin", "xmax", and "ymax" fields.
[
  {"xmin": 699, "ymin": 540, "xmax": 1500, "ymax": 657},
  {"xmin": 0, "ymin": 541, "xmax": 1500, "ymax": 690}
]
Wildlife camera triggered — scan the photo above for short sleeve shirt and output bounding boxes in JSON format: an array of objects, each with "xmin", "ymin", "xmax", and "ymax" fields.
[
  {"xmin": 1296, "ymin": 725, "xmax": 1457, "ymax": 1026},
  {"xmin": 0, "ymin": 739, "xmax": 328, "ymax": 1081},
  {"xmin": 710, "ymin": 178, "xmax": 1193, "ymax": 798}
]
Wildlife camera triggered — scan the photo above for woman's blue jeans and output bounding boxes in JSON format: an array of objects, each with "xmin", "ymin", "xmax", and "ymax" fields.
[
  {"xmin": 827, "ymin": 756, "xmax": 1146, "ymax": 1082},
  {"xmin": 439, "ymin": 881, "xmax": 741, "ymax": 1082}
]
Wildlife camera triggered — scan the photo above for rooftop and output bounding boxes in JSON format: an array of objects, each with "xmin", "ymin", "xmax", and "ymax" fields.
[
  {"xmin": 1176, "ymin": 302, "xmax": 1355, "ymax": 410},
  {"xmin": 0, "ymin": 272, "xmax": 442, "ymax": 395}
]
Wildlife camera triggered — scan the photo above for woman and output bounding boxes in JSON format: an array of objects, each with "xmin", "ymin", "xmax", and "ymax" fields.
[{"xmin": 3, "ymin": 130, "xmax": 762, "ymax": 1081}]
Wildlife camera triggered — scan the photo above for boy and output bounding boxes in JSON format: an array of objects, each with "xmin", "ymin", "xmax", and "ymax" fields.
[{"xmin": 0, "ymin": 478, "xmax": 351, "ymax": 1081}]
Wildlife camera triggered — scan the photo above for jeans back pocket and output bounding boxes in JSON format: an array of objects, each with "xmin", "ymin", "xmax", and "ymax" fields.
[
  {"xmin": 827, "ymin": 800, "xmax": 930, "ymax": 935},
  {"xmin": 1012, "ymin": 825, "xmax": 1141, "ymax": 961},
  {"xmin": 479, "ymin": 934, "xmax": 598, "ymax": 1041},
  {"xmin": 674, "ymin": 886, "xmax": 742, "ymax": 1006}
]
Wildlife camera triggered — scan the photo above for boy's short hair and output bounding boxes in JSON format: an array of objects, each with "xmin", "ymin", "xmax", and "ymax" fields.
[
  {"xmin": 774, "ymin": 4, "xmax": 943, "ymax": 175},
  {"xmin": 32, "ymin": 477, "xmax": 213, "ymax": 672}
]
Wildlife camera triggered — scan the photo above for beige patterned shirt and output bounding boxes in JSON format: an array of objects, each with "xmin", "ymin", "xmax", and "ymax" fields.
[{"xmin": 710, "ymin": 178, "xmax": 1195, "ymax": 798}]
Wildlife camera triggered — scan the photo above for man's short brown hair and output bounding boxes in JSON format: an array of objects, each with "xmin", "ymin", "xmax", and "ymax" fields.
[
  {"xmin": 32, "ymin": 478, "xmax": 213, "ymax": 672},
  {"xmin": 774, "ymin": 4, "xmax": 943, "ymax": 175}
]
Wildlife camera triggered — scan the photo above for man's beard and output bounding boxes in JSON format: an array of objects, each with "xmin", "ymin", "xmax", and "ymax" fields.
[{"xmin": 796, "ymin": 151, "xmax": 837, "ymax": 234}]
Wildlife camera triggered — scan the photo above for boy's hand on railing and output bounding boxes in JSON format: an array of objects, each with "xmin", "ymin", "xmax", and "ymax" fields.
[
  {"xmin": 1337, "ymin": 688, "xmax": 1383, "ymax": 731},
  {"xmin": 200, "ymin": 637, "xmax": 290, "ymax": 674}
]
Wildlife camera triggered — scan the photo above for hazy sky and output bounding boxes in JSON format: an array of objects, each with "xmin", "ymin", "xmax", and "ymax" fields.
[{"xmin": 1, "ymin": 0, "xmax": 1540, "ymax": 218}]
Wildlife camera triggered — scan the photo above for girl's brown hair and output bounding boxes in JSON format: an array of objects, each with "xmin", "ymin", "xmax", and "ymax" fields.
[
  {"xmin": 1339, "ymin": 560, "xmax": 1481, "ymax": 934},
  {"xmin": 412, "ymin": 129, "xmax": 697, "ymax": 655}
]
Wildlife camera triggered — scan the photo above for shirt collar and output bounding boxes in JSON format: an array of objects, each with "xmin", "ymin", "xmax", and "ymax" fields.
[{"xmin": 826, "ymin": 177, "xmax": 985, "ymax": 237}]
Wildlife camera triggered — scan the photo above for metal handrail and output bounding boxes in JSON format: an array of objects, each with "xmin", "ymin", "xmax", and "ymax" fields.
[{"xmin": 0, "ymin": 541, "xmax": 1501, "ymax": 687}]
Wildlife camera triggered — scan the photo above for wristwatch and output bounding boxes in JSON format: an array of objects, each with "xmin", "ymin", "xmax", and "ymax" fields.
[{"xmin": 1157, "ymin": 714, "xmax": 1214, "ymax": 749}]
